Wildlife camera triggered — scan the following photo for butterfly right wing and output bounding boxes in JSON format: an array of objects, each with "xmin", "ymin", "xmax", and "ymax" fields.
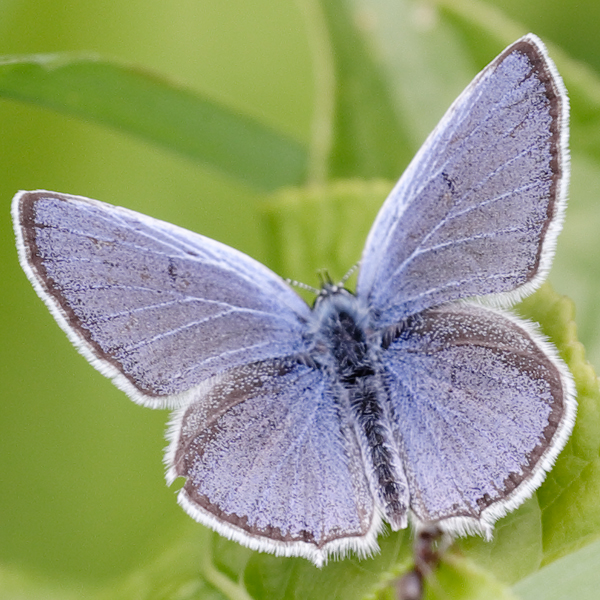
[
  {"xmin": 166, "ymin": 357, "xmax": 379, "ymax": 567},
  {"xmin": 12, "ymin": 190, "xmax": 312, "ymax": 408}
]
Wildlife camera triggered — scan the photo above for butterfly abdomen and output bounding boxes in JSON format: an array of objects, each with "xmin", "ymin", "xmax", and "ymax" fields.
[{"xmin": 310, "ymin": 289, "xmax": 410, "ymax": 529}]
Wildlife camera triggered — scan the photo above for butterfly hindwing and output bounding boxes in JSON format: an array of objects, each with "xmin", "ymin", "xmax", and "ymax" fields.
[
  {"xmin": 358, "ymin": 35, "xmax": 569, "ymax": 327},
  {"xmin": 381, "ymin": 303, "xmax": 575, "ymax": 534},
  {"xmin": 166, "ymin": 358, "xmax": 379, "ymax": 566}
]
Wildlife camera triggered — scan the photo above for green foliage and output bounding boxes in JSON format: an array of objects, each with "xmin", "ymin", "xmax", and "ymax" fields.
[
  {"xmin": 0, "ymin": 54, "xmax": 307, "ymax": 191},
  {"xmin": 3, "ymin": 0, "xmax": 600, "ymax": 598}
]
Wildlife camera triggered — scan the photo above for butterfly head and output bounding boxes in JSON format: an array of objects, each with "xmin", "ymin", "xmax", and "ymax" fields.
[
  {"xmin": 313, "ymin": 271, "xmax": 353, "ymax": 308},
  {"xmin": 310, "ymin": 275, "xmax": 374, "ymax": 335},
  {"xmin": 312, "ymin": 264, "xmax": 360, "ymax": 305}
]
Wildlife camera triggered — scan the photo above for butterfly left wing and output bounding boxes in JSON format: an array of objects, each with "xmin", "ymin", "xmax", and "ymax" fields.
[
  {"xmin": 381, "ymin": 303, "xmax": 576, "ymax": 534},
  {"xmin": 12, "ymin": 190, "xmax": 312, "ymax": 408},
  {"xmin": 166, "ymin": 357, "xmax": 379, "ymax": 567},
  {"xmin": 357, "ymin": 34, "xmax": 569, "ymax": 327}
]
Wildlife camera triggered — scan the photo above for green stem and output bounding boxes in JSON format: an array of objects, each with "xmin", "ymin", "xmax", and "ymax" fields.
[
  {"xmin": 296, "ymin": 0, "xmax": 336, "ymax": 185},
  {"xmin": 200, "ymin": 533, "xmax": 254, "ymax": 600}
]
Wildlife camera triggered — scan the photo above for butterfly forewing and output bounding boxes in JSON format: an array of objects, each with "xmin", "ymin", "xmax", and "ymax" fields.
[
  {"xmin": 358, "ymin": 35, "xmax": 569, "ymax": 327},
  {"xmin": 13, "ymin": 191, "xmax": 311, "ymax": 407}
]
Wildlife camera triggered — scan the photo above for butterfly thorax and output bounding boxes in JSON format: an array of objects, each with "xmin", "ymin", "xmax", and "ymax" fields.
[
  {"xmin": 308, "ymin": 286, "xmax": 409, "ymax": 529},
  {"xmin": 310, "ymin": 285, "xmax": 373, "ymax": 375}
]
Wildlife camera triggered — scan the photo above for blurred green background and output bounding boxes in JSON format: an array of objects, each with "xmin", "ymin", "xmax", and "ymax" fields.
[{"xmin": 1, "ymin": 0, "xmax": 600, "ymax": 596}]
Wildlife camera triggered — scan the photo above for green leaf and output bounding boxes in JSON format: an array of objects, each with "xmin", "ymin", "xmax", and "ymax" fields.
[
  {"xmin": 0, "ymin": 54, "xmax": 307, "ymax": 190},
  {"xmin": 517, "ymin": 288, "xmax": 600, "ymax": 564},
  {"xmin": 513, "ymin": 537, "xmax": 600, "ymax": 600},
  {"xmin": 263, "ymin": 179, "xmax": 391, "ymax": 285},
  {"xmin": 458, "ymin": 498, "xmax": 544, "ymax": 586},
  {"xmin": 244, "ymin": 531, "xmax": 408, "ymax": 600},
  {"xmin": 425, "ymin": 554, "xmax": 519, "ymax": 600}
]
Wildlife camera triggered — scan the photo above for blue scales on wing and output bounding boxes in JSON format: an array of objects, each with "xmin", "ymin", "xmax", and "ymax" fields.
[
  {"xmin": 381, "ymin": 304, "xmax": 571, "ymax": 534},
  {"xmin": 14, "ymin": 191, "xmax": 312, "ymax": 407},
  {"xmin": 357, "ymin": 37, "xmax": 568, "ymax": 327},
  {"xmin": 167, "ymin": 358, "xmax": 378, "ymax": 566},
  {"xmin": 354, "ymin": 35, "xmax": 574, "ymax": 537}
]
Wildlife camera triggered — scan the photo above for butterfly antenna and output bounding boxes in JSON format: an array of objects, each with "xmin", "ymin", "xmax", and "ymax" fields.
[
  {"xmin": 285, "ymin": 278, "xmax": 320, "ymax": 295},
  {"xmin": 340, "ymin": 263, "xmax": 360, "ymax": 286}
]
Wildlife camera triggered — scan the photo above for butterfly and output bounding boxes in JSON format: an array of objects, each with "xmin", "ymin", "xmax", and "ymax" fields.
[{"xmin": 12, "ymin": 34, "xmax": 576, "ymax": 567}]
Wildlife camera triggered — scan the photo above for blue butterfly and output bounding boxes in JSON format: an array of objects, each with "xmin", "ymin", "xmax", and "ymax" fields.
[{"xmin": 12, "ymin": 34, "xmax": 576, "ymax": 567}]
